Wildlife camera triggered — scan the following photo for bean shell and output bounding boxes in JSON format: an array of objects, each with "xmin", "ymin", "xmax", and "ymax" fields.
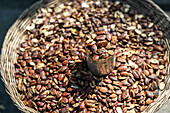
[
  {"xmin": 127, "ymin": 26, "xmax": 136, "ymax": 30},
  {"xmin": 93, "ymin": 55, "xmax": 99, "ymax": 60},
  {"xmin": 146, "ymin": 98, "xmax": 153, "ymax": 104},
  {"xmin": 140, "ymin": 106, "xmax": 145, "ymax": 112},
  {"xmin": 79, "ymin": 101, "xmax": 85, "ymax": 109},
  {"xmin": 117, "ymin": 56, "xmax": 126, "ymax": 62},
  {"xmin": 159, "ymin": 82, "xmax": 165, "ymax": 90},
  {"xmin": 116, "ymin": 107, "xmax": 123, "ymax": 113},
  {"xmin": 115, "ymin": 62, "xmax": 121, "ymax": 67},
  {"xmin": 88, "ymin": 108, "xmax": 96, "ymax": 111},
  {"xmin": 107, "ymin": 84, "xmax": 114, "ymax": 90},
  {"xmin": 110, "ymin": 94, "xmax": 117, "ymax": 98},
  {"xmin": 108, "ymin": 50, "xmax": 115, "ymax": 56},
  {"xmin": 99, "ymin": 87, "xmax": 109, "ymax": 93},
  {"xmin": 111, "ymin": 36, "xmax": 117, "ymax": 44},
  {"xmin": 150, "ymin": 59, "xmax": 159, "ymax": 64}
]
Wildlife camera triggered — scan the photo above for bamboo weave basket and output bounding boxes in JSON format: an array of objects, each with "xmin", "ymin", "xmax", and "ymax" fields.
[{"xmin": 0, "ymin": 0, "xmax": 170, "ymax": 112}]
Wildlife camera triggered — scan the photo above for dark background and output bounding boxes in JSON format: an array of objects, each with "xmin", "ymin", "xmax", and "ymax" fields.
[{"xmin": 0, "ymin": 0, "xmax": 170, "ymax": 113}]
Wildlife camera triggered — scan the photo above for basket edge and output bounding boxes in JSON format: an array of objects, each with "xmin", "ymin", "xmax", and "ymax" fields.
[
  {"xmin": 0, "ymin": 0, "xmax": 44, "ymax": 113},
  {"xmin": 0, "ymin": 0, "xmax": 170, "ymax": 113}
]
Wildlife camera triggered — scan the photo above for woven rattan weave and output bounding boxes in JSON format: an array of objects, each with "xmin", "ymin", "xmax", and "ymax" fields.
[{"xmin": 0, "ymin": 0, "xmax": 170, "ymax": 112}]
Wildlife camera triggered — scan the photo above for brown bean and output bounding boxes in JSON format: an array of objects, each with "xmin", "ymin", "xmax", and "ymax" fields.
[
  {"xmin": 117, "ymin": 56, "xmax": 126, "ymax": 62},
  {"xmin": 146, "ymin": 91, "xmax": 154, "ymax": 98},
  {"xmin": 56, "ymin": 62, "xmax": 63, "ymax": 67},
  {"xmin": 97, "ymin": 31, "xmax": 106, "ymax": 35},
  {"xmin": 151, "ymin": 64, "xmax": 159, "ymax": 70},
  {"xmin": 58, "ymin": 74, "xmax": 65, "ymax": 81},
  {"xmin": 93, "ymin": 55, "xmax": 99, "ymax": 60},
  {"xmin": 59, "ymin": 66, "xmax": 68, "ymax": 72},
  {"xmin": 95, "ymin": 35, "xmax": 106, "ymax": 40},
  {"xmin": 122, "ymin": 90, "xmax": 128, "ymax": 100},
  {"xmin": 88, "ymin": 108, "xmax": 96, "ymax": 111},
  {"xmin": 154, "ymin": 45, "xmax": 163, "ymax": 51},
  {"xmin": 146, "ymin": 98, "xmax": 153, "ymax": 104},
  {"xmin": 103, "ymin": 78, "xmax": 112, "ymax": 84},
  {"xmin": 109, "ymin": 76, "xmax": 118, "ymax": 81},
  {"xmin": 85, "ymin": 100, "xmax": 96, "ymax": 107},
  {"xmin": 96, "ymin": 40, "xmax": 108, "ymax": 48},
  {"xmin": 71, "ymin": 50, "xmax": 79, "ymax": 56},
  {"xmin": 117, "ymin": 66, "xmax": 127, "ymax": 71},
  {"xmin": 132, "ymin": 70, "xmax": 140, "ymax": 79},
  {"xmin": 107, "ymin": 33, "xmax": 112, "ymax": 41},
  {"xmin": 36, "ymin": 85, "xmax": 42, "ymax": 91},
  {"xmin": 149, "ymin": 74, "xmax": 157, "ymax": 80},
  {"xmin": 117, "ymin": 33, "xmax": 127, "ymax": 40},
  {"xmin": 121, "ymin": 72, "xmax": 131, "ymax": 76},
  {"xmin": 107, "ymin": 84, "xmax": 114, "ymax": 90},
  {"xmin": 111, "ymin": 36, "xmax": 117, "ymax": 44},
  {"xmin": 79, "ymin": 101, "xmax": 85, "ymax": 109},
  {"xmin": 91, "ymin": 44, "xmax": 97, "ymax": 53},
  {"xmin": 160, "ymin": 69, "xmax": 167, "ymax": 75},
  {"xmin": 59, "ymin": 87, "xmax": 66, "ymax": 92},
  {"xmin": 140, "ymin": 106, "xmax": 145, "ymax": 112}
]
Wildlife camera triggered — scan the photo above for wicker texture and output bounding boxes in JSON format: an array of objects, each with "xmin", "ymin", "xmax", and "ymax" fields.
[{"xmin": 0, "ymin": 0, "xmax": 170, "ymax": 113}]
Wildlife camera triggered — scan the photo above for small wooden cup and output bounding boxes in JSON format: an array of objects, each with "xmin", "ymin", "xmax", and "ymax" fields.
[{"xmin": 86, "ymin": 52, "xmax": 116, "ymax": 76}]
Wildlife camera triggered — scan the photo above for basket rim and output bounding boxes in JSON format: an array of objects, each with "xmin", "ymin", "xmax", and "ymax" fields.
[
  {"xmin": 0, "ymin": 0, "xmax": 44, "ymax": 112},
  {"xmin": 0, "ymin": 0, "xmax": 170, "ymax": 113}
]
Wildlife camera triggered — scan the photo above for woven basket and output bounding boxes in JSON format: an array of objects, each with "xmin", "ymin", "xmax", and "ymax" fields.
[{"xmin": 0, "ymin": 0, "xmax": 170, "ymax": 112}]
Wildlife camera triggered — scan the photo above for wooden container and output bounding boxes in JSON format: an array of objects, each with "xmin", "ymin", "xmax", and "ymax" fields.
[{"xmin": 86, "ymin": 53, "xmax": 116, "ymax": 76}]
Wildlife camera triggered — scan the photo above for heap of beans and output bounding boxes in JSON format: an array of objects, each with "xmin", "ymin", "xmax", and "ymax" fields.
[{"xmin": 14, "ymin": 0, "xmax": 167, "ymax": 112}]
